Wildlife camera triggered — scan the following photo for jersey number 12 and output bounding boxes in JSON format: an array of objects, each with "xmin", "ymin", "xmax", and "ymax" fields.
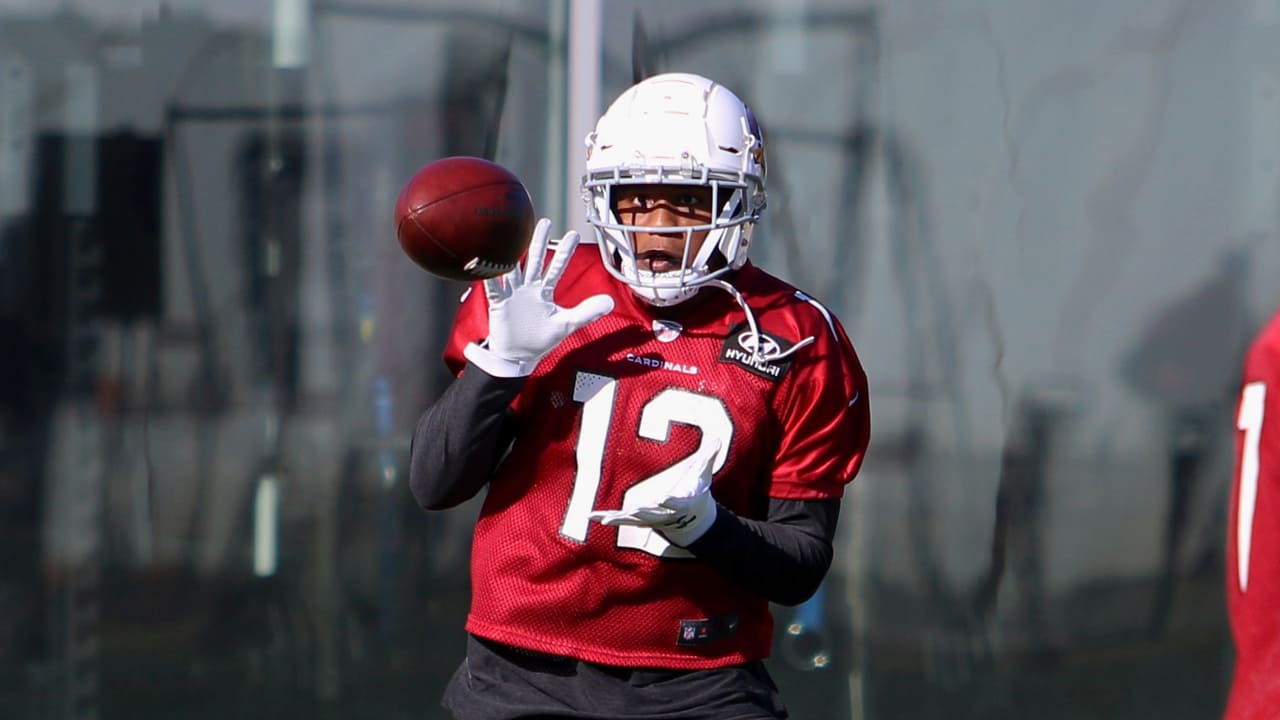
[{"xmin": 560, "ymin": 371, "xmax": 731, "ymax": 558}]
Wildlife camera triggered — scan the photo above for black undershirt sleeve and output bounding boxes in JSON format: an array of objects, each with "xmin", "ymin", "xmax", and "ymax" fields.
[
  {"xmin": 686, "ymin": 497, "xmax": 841, "ymax": 607},
  {"xmin": 408, "ymin": 363, "xmax": 524, "ymax": 510}
]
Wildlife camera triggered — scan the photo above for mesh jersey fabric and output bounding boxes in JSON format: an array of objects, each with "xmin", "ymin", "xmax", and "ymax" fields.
[{"xmin": 442, "ymin": 243, "xmax": 870, "ymax": 669}]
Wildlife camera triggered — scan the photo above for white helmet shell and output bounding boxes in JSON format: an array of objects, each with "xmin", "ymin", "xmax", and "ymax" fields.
[{"xmin": 582, "ymin": 73, "xmax": 767, "ymax": 306}]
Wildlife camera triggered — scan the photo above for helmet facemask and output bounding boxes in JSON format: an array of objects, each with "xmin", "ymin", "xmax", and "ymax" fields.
[{"xmin": 585, "ymin": 173, "xmax": 760, "ymax": 306}]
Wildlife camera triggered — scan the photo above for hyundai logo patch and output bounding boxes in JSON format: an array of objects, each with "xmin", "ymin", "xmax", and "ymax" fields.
[{"xmin": 719, "ymin": 323, "xmax": 794, "ymax": 381}]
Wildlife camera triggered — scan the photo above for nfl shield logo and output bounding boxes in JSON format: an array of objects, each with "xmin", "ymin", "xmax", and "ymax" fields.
[{"xmin": 652, "ymin": 319, "xmax": 683, "ymax": 343}]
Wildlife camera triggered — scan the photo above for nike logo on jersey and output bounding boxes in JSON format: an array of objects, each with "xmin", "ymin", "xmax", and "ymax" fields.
[{"xmin": 718, "ymin": 323, "xmax": 795, "ymax": 381}]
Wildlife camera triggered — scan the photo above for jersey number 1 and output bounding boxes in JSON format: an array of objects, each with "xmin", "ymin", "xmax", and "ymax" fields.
[
  {"xmin": 1236, "ymin": 381, "xmax": 1266, "ymax": 592},
  {"xmin": 559, "ymin": 371, "xmax": 731, "ymax": 558}
]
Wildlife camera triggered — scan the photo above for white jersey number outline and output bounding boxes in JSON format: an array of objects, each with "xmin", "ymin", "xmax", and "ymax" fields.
[
  {"xmin": 1236, "ymin": 381, "xmax": 1266, "ymax": 592},
  {"xmin": 560, "ymin": 371, "xmax": 731, "ymax": 558}
]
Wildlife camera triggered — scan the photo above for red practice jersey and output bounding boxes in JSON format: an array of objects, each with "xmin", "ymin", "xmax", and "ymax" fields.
[
  {"xmin": 442, "ymin": 245, "xmax": 870, "ymax": 669},
  {"xmin": 1225, "ymin": 309, "xmax": 1280, "ymax": 720}
]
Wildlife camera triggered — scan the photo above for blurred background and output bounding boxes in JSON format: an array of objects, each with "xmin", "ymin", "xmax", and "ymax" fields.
[{"xmin": 0, "ymin": 0, "xmax": 1271, "ymax": 717}]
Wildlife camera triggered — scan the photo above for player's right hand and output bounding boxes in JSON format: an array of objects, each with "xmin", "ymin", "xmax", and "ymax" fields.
[{"xmin": 464, "ymin": 218, "xmax": 614, "ymax": 378}]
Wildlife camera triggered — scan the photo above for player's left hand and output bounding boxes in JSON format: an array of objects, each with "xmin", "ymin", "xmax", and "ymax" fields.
[
  {"xmin": 588, "ymin": 441, "xmax": 720, "ymax": 547},
  {"xmin": 466, "ymin": 218, "xmax": 615, "ymax": 378}
]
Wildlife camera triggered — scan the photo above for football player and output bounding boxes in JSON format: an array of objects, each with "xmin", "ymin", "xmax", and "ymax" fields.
[
  {"xmin": 1224, "ymin": 309, "xmax": 1280, "ymax": 719},
  {"xmin": 410, "ymin": 72, "xmax": 871, "ymax": 719}
]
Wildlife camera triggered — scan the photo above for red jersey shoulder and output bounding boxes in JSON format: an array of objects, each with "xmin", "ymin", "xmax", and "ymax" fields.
[
  {"xmin": 734, "ymin": 263, "xmax": 862, "ymax": 360},
  {"xmin": 1246, "ymin": 310, "xmax": 1280, "ymax": 382},
  {"xmin": 734, "ymin": 263, "xmax": 869, "ymax": 497},
  {"xmin": 734, "ymin": 265, "xmax": 826, "ymax": 334}
]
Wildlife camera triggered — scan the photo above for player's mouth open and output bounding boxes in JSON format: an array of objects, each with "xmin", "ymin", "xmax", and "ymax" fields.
[{"xmin": 637, "ymin": 250, "xmax": 682, "ymax": 274}]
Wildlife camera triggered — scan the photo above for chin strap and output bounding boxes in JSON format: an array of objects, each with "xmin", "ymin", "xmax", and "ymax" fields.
[{"xmin": 706, "ymin": 278, "xmax": 815, "ymax": 363}]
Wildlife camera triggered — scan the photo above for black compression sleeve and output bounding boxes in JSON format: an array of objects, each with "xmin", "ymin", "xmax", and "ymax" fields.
[
  {"xmin": 686, "ymin": 497, "xmax": 841, "ymax": 606},
  {"xmin": 408, "ymin": 363, "xmax": 524, "ymax": 510}
]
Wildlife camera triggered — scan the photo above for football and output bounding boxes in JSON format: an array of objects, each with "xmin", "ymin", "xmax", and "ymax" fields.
[{"xmin": 395, "ymin": 156, "xmax": 536, "ymax": 281}]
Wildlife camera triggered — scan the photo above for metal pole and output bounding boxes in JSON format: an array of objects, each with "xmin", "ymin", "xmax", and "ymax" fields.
[
  {"xmin": 542, "ymin": 0, "xmax": 567, "ymax": 229},
  {"xmin": 565, "ymin": 0, "xmax": 601, "ymax": 240}
]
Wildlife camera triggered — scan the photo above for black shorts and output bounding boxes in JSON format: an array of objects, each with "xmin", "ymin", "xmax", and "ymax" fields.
[{"xmin": 442, "ymin": 635, "xmax": 789, "ymax": 720}]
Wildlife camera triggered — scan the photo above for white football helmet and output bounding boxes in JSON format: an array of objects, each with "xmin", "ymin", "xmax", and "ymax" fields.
[{"xmin": 582, "ymin": 73, "xmax": 767, "ymax": 306}]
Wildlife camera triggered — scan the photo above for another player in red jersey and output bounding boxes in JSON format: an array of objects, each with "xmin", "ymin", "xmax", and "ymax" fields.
[
  {"xmin": 410, "ymin": 72, "xmax": 871, "ymax": 720},
  {"xmin": 1225, "ymin": 309, "xmax": 1280, "ymax": 720}
]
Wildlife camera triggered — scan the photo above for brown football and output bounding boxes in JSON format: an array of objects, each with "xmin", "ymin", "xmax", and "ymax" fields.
[{"xmin": 394, "ymin": 156, "xmax": 536, "ymax": 281}]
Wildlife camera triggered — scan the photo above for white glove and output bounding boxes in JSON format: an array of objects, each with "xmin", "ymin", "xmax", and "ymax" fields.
[
  {"xmin": 588, "ymin": 441, "xmax": 721, "ymax": 548},
  {"xmin": 464, "ymin": 218, "xmax": 614, "ymax": 378}
]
